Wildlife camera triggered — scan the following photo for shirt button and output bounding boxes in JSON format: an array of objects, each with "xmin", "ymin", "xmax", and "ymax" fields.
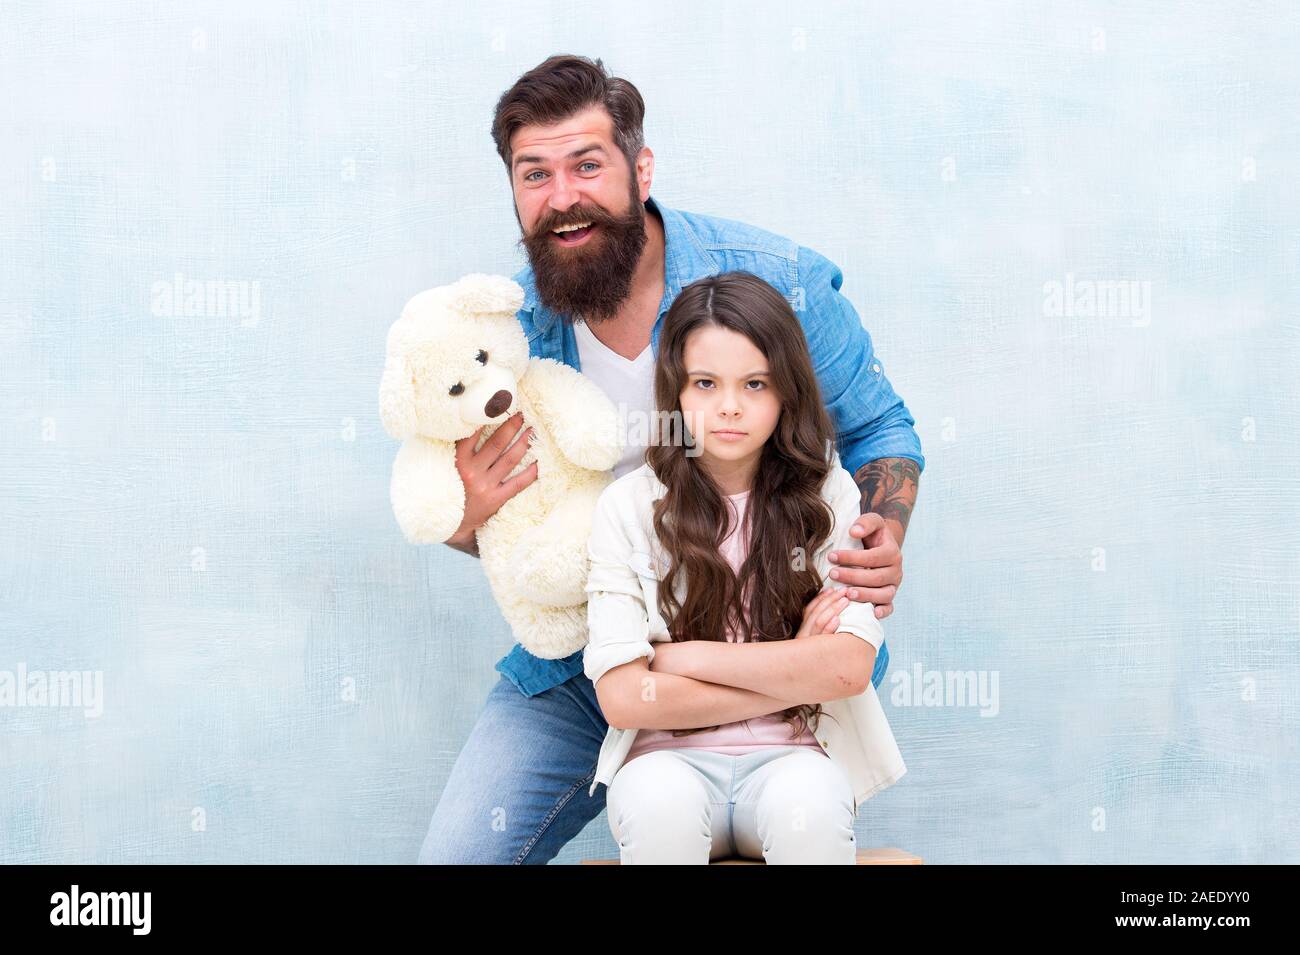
[
  {"xmin": 820, "ymin": 739, "xmax": 828, "ymax": 748},
  {"xmin": 871, "ymin": 363, "xmax": 881, "ymax": 374}
]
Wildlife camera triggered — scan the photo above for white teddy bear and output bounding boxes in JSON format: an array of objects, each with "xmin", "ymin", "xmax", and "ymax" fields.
[{"xmin": 379, "ymin": 273, "xmax": 624, "ymax": 660}]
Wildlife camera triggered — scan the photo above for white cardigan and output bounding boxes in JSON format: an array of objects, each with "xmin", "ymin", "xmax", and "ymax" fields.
[{"xmin": 582, "ymin": 452, "xmax": 906, "ymax": 814}]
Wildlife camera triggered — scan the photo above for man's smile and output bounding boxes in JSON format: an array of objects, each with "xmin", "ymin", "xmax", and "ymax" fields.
[{"xmin": 551, "ymin": 221, "xmax": 598, "ymax": 246}]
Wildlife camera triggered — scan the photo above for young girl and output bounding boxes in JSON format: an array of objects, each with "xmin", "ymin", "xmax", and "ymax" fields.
[{"xmin": 583, "ymin": 270, "xmax": 907, "ymax": 865}]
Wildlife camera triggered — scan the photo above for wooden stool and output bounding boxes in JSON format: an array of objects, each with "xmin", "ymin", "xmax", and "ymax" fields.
[{"xmin": 581, "ymin": 847, "xmax": 922, "ymax": 865}]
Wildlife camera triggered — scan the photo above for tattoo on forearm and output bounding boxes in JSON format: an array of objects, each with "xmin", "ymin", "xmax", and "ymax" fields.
[{"xmin": 853, "ymin": 457, "xmax": 920, "ymax": 543}]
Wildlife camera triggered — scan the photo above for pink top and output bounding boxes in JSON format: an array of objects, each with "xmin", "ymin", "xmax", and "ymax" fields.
[{"xmin": 623, "ymin": 488, "xmax": 825, "ymax": 763}]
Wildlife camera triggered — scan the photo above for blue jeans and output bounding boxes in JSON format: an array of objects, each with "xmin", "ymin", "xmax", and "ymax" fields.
[
  {"xmin": 418, "ymin": 641, "xmax": 889, "ymax": 864},
  {"xmin": 417, "ymin": 671, "xmax": 608, "ymax": 864}
]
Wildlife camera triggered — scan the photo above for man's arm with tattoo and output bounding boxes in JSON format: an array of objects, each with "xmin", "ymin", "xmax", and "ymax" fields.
[
  {"xmin": 853, "ymin": 457, "xmax": 920, "ymax": 548},
  {"xmin": 820, "ymin": 456, "xmax": 920, "ymax": 620}
]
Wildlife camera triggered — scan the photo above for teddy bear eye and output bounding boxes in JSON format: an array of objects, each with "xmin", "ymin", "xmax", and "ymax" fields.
[
  {"xmin": 476, "ymin": 350, "xmax": 488, "ymax": 364},
  {"xmin": 449, "ymin": 383, "xmax": 465, "ymax": 396}
]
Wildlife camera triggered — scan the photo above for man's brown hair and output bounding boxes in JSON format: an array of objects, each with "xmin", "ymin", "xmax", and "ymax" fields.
[{"xmin": 492, "ymin": 54, "xmax": 646, "ymax": 176}]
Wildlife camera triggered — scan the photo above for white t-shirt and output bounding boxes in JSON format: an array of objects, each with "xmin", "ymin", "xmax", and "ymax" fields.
[{"xmin": 573, "ymin": 319, "xmax": 656, "ymax": 480}]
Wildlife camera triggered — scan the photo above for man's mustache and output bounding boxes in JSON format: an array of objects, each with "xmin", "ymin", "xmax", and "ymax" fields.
[{"xmin": 530, "ymin": 205, "xmax": 622, "ymax": 238}]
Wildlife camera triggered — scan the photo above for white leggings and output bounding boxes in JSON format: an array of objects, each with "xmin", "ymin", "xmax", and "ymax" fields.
[{"xmin": 605, "ymin": 746, "xmax": 858, "ymax": 864}]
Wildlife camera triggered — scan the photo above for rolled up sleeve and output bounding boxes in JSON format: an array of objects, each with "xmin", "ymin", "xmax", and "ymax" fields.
[
  {"xmin": 583, "ymin": 487, "xmax": 656, "ymax": 687},
  {"xmin": 814, "ymin": 467, "xmax": 886, "ymax": 651}
]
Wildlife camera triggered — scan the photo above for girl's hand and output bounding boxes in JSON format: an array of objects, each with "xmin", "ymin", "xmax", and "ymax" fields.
[{"xmin": 794, "ymin": 586, "xmax": 850, "ymax": 640}]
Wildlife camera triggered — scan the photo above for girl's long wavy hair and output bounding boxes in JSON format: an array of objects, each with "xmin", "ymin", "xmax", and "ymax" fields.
[{"xmin": 645, "ymin": 271, "xmax": 842, "ymax": 740}]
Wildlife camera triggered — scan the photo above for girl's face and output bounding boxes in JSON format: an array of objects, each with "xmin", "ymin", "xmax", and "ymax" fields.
[{"xmin": 678, "ymin": 325, "xmax": 782, "ymax": 471}]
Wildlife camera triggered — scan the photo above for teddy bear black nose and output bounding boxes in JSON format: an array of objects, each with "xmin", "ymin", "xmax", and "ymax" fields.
[{"xmin": 484, "ymin": 390, "xmax": 513, "ymax": 418}]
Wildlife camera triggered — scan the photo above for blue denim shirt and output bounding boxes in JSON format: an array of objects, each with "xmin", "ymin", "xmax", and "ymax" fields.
[{"xmin": 495, "ymin": 193, "xmax": 925, "ymax": 698}]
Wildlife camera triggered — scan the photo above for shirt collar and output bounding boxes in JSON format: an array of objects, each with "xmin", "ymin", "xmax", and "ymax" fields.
[{"xmin": 521, "ymin": 193, "xmax": 719, "ymax": 333}]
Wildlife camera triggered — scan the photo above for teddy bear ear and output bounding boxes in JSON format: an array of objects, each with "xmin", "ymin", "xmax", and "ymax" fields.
[
  {"xmin": 444, "ymin": 273, "xmax": 525, "ymax": 316},
  {"xmin": 378, "ymin": 346, "xmax": 419, "ymax": 440}
]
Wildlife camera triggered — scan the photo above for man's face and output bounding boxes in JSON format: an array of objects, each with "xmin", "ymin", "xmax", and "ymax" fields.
[{"xmin": 510, "ymin": 105, "xmax": 649, "ymax": 323}]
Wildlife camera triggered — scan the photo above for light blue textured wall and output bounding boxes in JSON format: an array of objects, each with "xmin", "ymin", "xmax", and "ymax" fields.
[{"xmin": 2, "ymin": 0, "xmax": 1296, "ymax": 863}]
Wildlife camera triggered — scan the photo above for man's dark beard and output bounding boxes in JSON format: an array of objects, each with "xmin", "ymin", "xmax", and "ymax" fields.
[{"xmin": 517, "ymin": 181, "xmax": 647, "ymax": 324}]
